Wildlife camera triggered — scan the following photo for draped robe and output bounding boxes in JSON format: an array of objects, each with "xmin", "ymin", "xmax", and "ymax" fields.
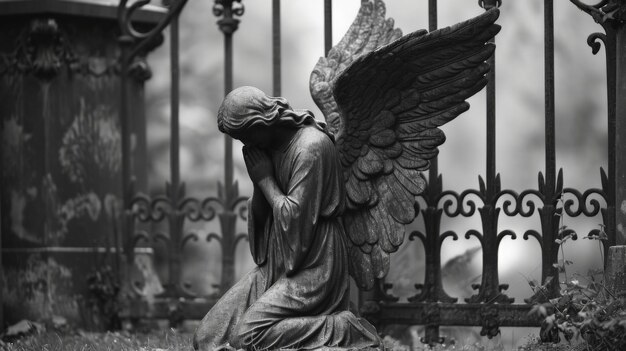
[{"xmin": 193, "ymin": 126, "xmax": 380, "ymax": 350}]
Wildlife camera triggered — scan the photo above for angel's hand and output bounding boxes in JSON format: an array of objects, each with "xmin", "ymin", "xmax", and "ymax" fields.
[{"xmin": 243, "ymin": 146, "xmax": 273, "ymax": 184}]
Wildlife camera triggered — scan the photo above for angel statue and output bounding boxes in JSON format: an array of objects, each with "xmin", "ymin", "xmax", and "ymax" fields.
[{"xmin": 193, "ymin": 1, "xmax": 500, "ymax": 350}]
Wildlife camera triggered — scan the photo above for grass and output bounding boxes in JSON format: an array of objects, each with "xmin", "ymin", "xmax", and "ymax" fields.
[
  {"xmin": 0, "ymin": 326, "xmax": 584, "ymax": 351},
  {"xmin": 1, "ymin": 329, "xmax": 193, "ymax": 351}
]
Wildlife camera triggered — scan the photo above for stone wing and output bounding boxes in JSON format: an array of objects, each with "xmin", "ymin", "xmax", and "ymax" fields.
[
  {"xmin": 334, "ymin": 9, "xmax": 501, "ymax": 290},
  {"xmin": 309, "ymin": 0, "xmax": 402, "ymax": 136}
]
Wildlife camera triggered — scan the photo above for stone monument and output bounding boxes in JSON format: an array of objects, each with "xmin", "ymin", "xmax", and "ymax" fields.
[{"xmin": 193, "ymin": 0, "xmax": 500, "ymax": 349}]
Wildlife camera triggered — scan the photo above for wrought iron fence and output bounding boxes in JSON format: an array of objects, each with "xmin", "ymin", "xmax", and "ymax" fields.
[{"xmin": 115, "ymin": 0, "xmax": 626, "ymax": 344}]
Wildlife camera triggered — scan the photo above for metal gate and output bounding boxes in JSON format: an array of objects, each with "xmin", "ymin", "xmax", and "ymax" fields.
[{"xmin": 115, "ymin": 0, "xmax": 626, "ymax": 344}]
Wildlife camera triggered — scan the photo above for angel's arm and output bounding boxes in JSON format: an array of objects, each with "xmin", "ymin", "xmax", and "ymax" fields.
[
  {"xmin": 249, "ymin": 136, "xmax": 338, "ymax": 274},
  {"xmin": 244, "ymin": 148, "xmax": 274, "ymax": 266}
]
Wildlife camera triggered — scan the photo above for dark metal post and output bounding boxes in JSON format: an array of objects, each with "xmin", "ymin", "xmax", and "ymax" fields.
[
  {"xmin": 165, "ymin": 2, "xmax": 186, "ymax": 299},
  {"xmin": 214, "ymin": 0, "xmax": 244, "ymax": 293},
  {"xmin": 614, "ymin": 2, "xmax": 626, "ymax": 248},
  {"xmin": 273, "ymin": 0, "xmax": 281, "ymax": 96},
  {"xmin": 324, "ymin": 0, "xmax": 332, "ymax": 55},
  {"xmin": 470, "ymin": 0, "xmax": 511, "ymax": 310},
  {"xmin": 538, "ymin": 0, "xmax": 562, "ymax": 298},
  {"xmin": 408, "ymin": 0, "xmax": 454, "ymax": 345},
  {"xmin": 569, "ymin": 0, "xmax": 626, "ymax": 260}
]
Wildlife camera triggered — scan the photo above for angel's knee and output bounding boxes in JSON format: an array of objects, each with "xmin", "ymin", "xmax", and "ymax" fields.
[{"xmin": 232, "ymin": 308, "xmax": 275, "ymax": 349}]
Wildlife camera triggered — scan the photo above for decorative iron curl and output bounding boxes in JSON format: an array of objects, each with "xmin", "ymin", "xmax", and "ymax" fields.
[
  {"xmin": 180, "ymin": 196, "xmax": 222, "ymax": 222},
  {"xmin": 562, "ymin": 187, "xmax": 605, "ymax": 217},
  {"xmin": 181, "ymin": 232, "xmax": 200, "ymax": 249},
  {"xmin": 131, "ymin": 230, "xmax": 151, "ymax": 247},
  {"xmin": 206, "ymin": 232, "xmax": 222, "ymax": 243},
  {"xmin": 131, "ymin": 193, "xmax": 171, "ymax": 222},
  {"xmin": 497, "ymin": 189, "xmax": 543, "ymax": 217},
  {"xmin": 439, "ymin": 189, "xmax": 482, "ymax": 217},
  {"xmin": 464, "ymin": 229, "xmax": 484, "ymax": 245},
  {"xmin": 231, "ymin": 196, "xmax": 250, "ymax": 221},
  {"xmin": 408, "ymin": 230, "xmax": 426, "ymax": 244},
  {"xmin": 439, "ymin": 231, "xmax": 459, "ymax": 245},
  {"xmin": 522, "ymin": 229, "xmax": 542, "ymax": 248},
  {"xmin": 117, "ymin": 0, "xmax": 189, "ymax": 60},
  {"xmin": 558, "ymin": 228, "xmax": 578, "ymax": 241},
  {"xmin": 587, "ymin": 32, "xmax": 607, "ymax": 54},
  {"xmin": 497, "ymin": 230, "xmax": 517, "ymax": 245}
]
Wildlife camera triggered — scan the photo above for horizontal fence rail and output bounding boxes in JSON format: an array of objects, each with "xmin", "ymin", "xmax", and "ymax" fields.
[{"xmin": 113, "ymin": 0, "xmax": 624, "ymax": 345}]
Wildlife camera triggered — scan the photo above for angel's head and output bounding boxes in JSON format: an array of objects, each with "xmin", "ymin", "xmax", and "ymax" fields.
[{"xmin": 217, "ymin": 86, "xmax": 332, "ymax": 148}]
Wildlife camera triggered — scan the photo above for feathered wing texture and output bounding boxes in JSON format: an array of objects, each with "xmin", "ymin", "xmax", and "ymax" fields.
[
  {"xmin": 309, "ymin": 0, "xmax": 402, "ymax": 136},
  {"xmin": 332, "ymin": 8, "xmax": 501, "ymax": 290}
]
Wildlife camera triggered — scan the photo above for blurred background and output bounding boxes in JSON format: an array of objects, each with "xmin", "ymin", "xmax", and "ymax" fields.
[{"xmin": 143, "ymin": 0, "xmax": 608, "ymax": 346}]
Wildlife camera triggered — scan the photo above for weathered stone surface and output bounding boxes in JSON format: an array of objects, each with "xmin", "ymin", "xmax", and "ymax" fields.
[
  {"xmin": 0, "ymin": 0, "xmax": 162, "ymax": 326},
  {"xmin": 605, "ymin": 245, "xmax": 626, "ymax": 299}
]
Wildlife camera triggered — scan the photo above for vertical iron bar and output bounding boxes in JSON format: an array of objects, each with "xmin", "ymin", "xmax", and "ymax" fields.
[
  {"xmin": 324, "ymin": 0, "xmax": 332, "ymax": 55},
  {"xmin": 273, "ymin": 0, "xmax": 281, "ymax": 96},
  {"xmin": 486, "ymin": 35, "xmax": 496, "ymax": 187},
  {"xmin": 427, "ymin": 0, "xmax": 438, "ymax": 196},
  {"xmin": 544, "ymin": 0, "xmax": 556, "ymax": 190},
  {"xmin": 603, "ymin": 26, "xmax": 618, "ymax": 256},
  {"xmin": 540, "ymin": 0, "xmax": 561, "ymax": 298},
  {"xmin": 167, "ymin": 7, "xmax": 183, "ymax": 297},
  {"xmin": 614, "ymin": 12, "xmax": 626, "ymax": 249},
  {"xmin": 606, "ymin": 32, "xmax": 617, "ymax": 251},
  {"xmin": 424, "ymin": 0, "xmax": 442, "ymax": 345},
  {"xmin": 224, "ymin": 32, "xmax": 234, "ymax": 199},
  {"xmin": 482, "ymin": 0, "xmax": 498, "ymax": 303},
  {"xmin": 469, "ymin": 0, "xmax": 511, "ymax": 308},
  {"xmin": 170, "ymin": 15, "xmax": 180, "ymax": 203},
  {"xmin": 428, "ymin": 0, "xmax": 437, "ymax": 31},
  {"xmin": 215, "ymin": 0, "xmax": 242, "ymax": 293}
]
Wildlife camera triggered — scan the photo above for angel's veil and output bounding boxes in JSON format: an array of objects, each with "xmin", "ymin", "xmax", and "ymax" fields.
[{"xmin": 218, "ymin": 86, "xmax": 333, "ymax": 141}]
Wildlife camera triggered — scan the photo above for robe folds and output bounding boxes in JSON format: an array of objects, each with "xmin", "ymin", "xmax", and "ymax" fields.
[{"xmin": 193, "ymin": 126, "xmax": 380, "ymax": 350}]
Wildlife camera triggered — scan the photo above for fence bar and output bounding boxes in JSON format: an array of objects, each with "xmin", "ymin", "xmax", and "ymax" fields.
[
  {"xmin": 615, "ymin": 8, "xmax": 626, "ymax": 248},
  {"xmin": 166, "ymin": 5, "xmax": 184, "ymax": 297},
  {"xmin": 272, "ymin": 0, "xmax": 281, "ymax": 96},
  {"xmin": 170, "ymin": 14, "xmax": 180, "ymax": 201},
  {"xmin": 420, "ymin": 0, "xmax": 444, "ymax": 345},
  {"xmin": 223, "ymin": 27, "xmax": 234, "ymax": 197},
  {"xmin": 324, "ymin": 0, "xmax": 332, "ymax": 55},
  {"xmin": 606, "ymin": 30, "xmax": 618, "ymax": 252},
  {"xmin": 544, "ymin": 1, "xmax": 555, "ymax": 187},
  {"xmin": 468, "ymin": 0, "xmax": 511, "ymax": 308},
  {"xmin": 215, "ymin": 0, "xmax": 243, "ymax": 293},
  {"xmin": 538, "ymin": 0, "xmax": 562, "ymax": 298}
]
